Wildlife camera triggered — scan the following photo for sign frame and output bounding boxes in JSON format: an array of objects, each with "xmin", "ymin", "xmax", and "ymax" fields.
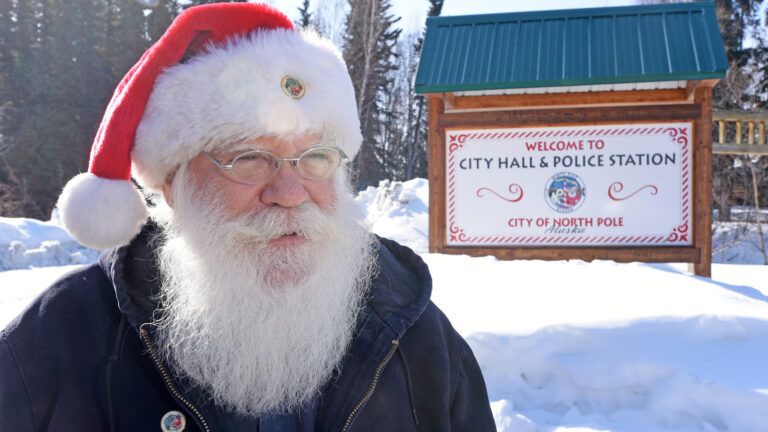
[
  {"xmin": 445, "ymin": 123, "xmax": 693, "ymax": 248},
  {"xmin": 426, "ymin": 84, "xmax": 714, "ymax": 276}
]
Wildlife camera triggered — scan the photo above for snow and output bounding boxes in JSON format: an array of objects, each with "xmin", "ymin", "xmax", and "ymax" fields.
[
  {"xmin": 2, "ymin": 178, "xmax": 768, "ymax": 431},
  {"xmin": 0, "ymin": 216, "xmax": 100, "ymax": 271},
  {"xmin": 356, "ymin": 178, "xmax": 431, "ymax": 253},
  {"xmin": 712, "ymin": 221, "xmax": 768, "ymax": 264},
  {"xmin": 0, "ymin": 265, "xmax": 82, "ymax": 329}
]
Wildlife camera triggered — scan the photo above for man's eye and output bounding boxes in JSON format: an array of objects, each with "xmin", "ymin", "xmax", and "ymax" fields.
[
  {"xmin": 304, "ymin": 151, "xmax": 332, "ymax": 162},
  {"xmin": 232, "ymin": 151, "xmax": 275, "ymax": 165},
  {"xmin": 238, "ymin": 154, "xmax": 270, "ymax": 162}
]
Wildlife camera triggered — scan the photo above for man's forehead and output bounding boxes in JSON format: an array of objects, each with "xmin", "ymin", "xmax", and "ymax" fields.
[{"xmin": 213, "ymin": 133, "xmax": 326, "ymax": 154}]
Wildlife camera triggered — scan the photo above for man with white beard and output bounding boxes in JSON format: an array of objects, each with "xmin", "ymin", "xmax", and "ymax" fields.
[{"xmin": 0, "ymin": 3, "xmax": 495, "ymax": 431}]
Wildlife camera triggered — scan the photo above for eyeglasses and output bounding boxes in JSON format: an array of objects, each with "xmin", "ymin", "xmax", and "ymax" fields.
[{"xmin": 204, "ymin": 146, "xmax": 348, "ymax": 185}]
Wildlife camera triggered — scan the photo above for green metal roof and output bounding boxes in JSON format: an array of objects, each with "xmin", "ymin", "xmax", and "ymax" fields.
[{"xmin": 415, "ymin": 2, "xmax": 728, "ymax": 94}]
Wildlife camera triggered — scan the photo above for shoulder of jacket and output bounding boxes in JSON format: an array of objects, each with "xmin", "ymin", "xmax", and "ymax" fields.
[
  {"xmin": 2, "ymin": 263, "xmax": 117, "ymax": 348},
  {"xmin": 399, "ymin": 300, "xmax": 468, "ymax": 370}
]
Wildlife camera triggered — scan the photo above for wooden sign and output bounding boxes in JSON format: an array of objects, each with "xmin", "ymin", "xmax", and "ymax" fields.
[
  {"xmin": 426, "ymin": 84, "xmax": 715, "ymax": 277},
  {"xmin": 446, "ymin": 123, "xmax": 693, "ymax": 247}
]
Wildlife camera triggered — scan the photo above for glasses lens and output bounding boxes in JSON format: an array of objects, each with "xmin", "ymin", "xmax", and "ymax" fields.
[
  {"xmin": 230, "ymin": 151, "xmax": 277, "ymax": 183},
  {"xmin": 298, "ymin": 148, "xmax": 341, "ymax": 179}
]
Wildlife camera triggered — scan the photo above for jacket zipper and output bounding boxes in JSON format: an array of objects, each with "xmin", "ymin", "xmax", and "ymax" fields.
[
  {"xmin": 139, "ymin": 327, "xmax": 212, "ymax": 432},
  {"xmin": 340, "ymin": 339, "xmax": 400, "ymax": 432}
]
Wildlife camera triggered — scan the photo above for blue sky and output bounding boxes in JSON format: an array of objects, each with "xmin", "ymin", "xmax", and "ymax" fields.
[{"xmin": 267, "ymin": 0, "xmax": 640, "ymax": 33}]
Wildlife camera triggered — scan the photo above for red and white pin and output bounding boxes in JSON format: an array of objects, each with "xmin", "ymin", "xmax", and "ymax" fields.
[
  {"xmin": 281, "ymin": 76, "xmax": 306, "ymax": 99},
  {"xmin": 160, "ymin": 410, "xmax": 186, "ymax": 432}
]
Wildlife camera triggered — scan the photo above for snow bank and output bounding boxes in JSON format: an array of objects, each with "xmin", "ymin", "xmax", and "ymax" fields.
[
  {"xmin": 424, "ymin": 255, "xmax": 768, "ymax": 431},
  {"xmin": 355, "ymin": 178, "xmax": 430, "ymax": 253},
  {"xmin": 475, "ymin": 317, "xmax": 768, "ymax": 432},
  {"xmin": 464, "ymin": 293, "xmax": 768, "ymax": 431},
  {"xmin": 0, "ymin": 216, "xmax": 99, "ymax": 270}
]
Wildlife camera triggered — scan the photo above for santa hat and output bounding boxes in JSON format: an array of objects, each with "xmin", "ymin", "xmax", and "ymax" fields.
[{"xmin": 57, "ymin": 3, "xmax": 361, "ymax": 250}]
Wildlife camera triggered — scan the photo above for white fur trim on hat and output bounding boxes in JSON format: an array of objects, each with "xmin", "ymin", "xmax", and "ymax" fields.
[
  {"xmin": 133, "ymin": 29, "xmax": 361, "ymax": 191},
  {"xmin": 57, "ymin": 173, "xmax": 148, "ymax": 250}
]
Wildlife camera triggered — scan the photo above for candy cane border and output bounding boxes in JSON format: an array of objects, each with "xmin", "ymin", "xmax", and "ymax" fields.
[{"xmin": 446, "ymin": 125, "xmax": 692, "ymax": 246}]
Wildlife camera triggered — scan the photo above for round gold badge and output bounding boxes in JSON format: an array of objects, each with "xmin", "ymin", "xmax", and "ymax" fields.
[{"xmin": 281, "ymin": 76, "xmax": 306, "ymax": 99}]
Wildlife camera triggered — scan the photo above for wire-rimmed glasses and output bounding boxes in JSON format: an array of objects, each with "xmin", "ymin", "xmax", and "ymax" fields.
[{"xmin": 204, "ymin": 146, "xmax": 347, "ymax": 185}]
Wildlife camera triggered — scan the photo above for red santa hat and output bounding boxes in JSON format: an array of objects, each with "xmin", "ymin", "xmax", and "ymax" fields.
[{"xmin": 56, "ymin": 3, "xmax": 361, "ymax": 250}]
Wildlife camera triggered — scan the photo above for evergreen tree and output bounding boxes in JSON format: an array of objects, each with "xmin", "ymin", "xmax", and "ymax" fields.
[
  {"xmin": 296, "ymin": 0, "xmax": 312, "ymax": 29},
  {"xmin": 0, "ymin": 0, "xmax": 155, "ymax": 217},
  {"xmin": 710, "ymin": 0, "xmax": 764, "ymax": 221},
  {"xmin": 147, "ymin": 0, "xmax": 180, "ymax": 43},
  {"xmin": 13, "ymin": 0, "xmax": 115, "ymax": 218},
  {"xmin": 0, "ymin": 1, "xmax": 24, "ymax": 215},
  {"xmin": 0, "ymin": 0, "xmax": 16, "ymax": 147},
  {"xmin": 643, "ymin": 0, "xmax": 766, "ymax": 221},
  {"xmin": 183, "ymin": 0, "xmax": 248, "ymax": 9},
  {"xmin": 104, "ymin": 0, "xmax": 149, "ymax": 79},
  {"xmin": 405, "ymin": 0, "xmax": 443, "ymax": 180},
  {"xmin": 1, "ymin": 0, "xmax": 51, "ymax": 217},
  {"xmin": 395, "ymin": 33, "xmax": 426, "ymax": 180},
  {"xmin": 342, "ymin": 0, "xmax": 401, "ymax": 188}
]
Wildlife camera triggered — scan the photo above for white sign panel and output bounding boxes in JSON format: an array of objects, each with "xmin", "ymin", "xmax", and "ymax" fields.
[{"xmin": 446, "ymin": 123, "xmax": 693, "ymax": 247}]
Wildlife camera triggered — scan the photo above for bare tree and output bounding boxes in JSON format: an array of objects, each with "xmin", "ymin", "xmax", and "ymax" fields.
[
  {"xmin": 312, "ymin": 0, "xmax": 347, "ymax": 46},
  {"xmin": 380, "ymin": 33, "xmax": 426, "ymax": 181},
  {"xmin": 342, "ymin": 0, "xmax": 401, "ymax": 188},
  {"xmin": 746, "ymin": 157, "xmax": 768, "ymax": 263}
]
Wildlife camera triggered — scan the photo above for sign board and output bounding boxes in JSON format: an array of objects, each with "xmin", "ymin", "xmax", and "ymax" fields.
[{"xmin": 446, "ymin": 123, "xmax": 693, "ymax": 247}]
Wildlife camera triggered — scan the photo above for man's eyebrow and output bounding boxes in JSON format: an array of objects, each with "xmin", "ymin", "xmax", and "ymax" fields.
[{"xmin": 213, "ymin": 139, "xmax": 266, "ymax": 153}]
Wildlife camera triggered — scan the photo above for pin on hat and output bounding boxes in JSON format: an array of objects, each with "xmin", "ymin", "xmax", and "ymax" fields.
[
  {"xmin": 56, "ymin": 3, "xmax": 362, "ymax": 250},
  {"xmin": 281, "ymin": 76, "xmax": 306, "ymax": 99}
]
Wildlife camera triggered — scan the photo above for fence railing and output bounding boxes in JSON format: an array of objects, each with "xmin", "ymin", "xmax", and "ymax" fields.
[{"xmin": 713, "ymin": 111, "xmax": 768, "ymax": 155}]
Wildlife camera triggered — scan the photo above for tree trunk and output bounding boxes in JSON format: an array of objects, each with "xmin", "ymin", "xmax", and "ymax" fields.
[{"xmin": 749, "ymin": 158, "xmax": 767, "ymax": 265}]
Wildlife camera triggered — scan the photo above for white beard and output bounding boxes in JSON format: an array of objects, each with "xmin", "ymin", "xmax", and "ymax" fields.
[{"xmin": 151, "ymin": 165, "xmax": 377, "ymax": 417}]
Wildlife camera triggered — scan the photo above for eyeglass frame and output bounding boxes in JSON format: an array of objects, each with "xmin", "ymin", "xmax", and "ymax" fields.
[{"xmin": 203, "ymin": 145, "xmax": 348, "ymax": 185}]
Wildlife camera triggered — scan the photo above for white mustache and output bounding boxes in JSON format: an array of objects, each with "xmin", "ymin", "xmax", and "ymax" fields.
[{"xmin": 222, "ymin": 204, "xmax": 333, "ymax": 243}]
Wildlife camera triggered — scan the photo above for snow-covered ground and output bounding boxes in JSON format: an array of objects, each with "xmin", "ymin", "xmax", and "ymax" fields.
[
  {"xmin": 2, "ymin": 179, "xmax": 768, "ymax": 431},
  {"xmin": 712, "ymin": 221, "xmax": 768, "ymax": 264},
  {"xmin": 0, "ymin": 215, "xmax": 99, "ymax": 270}
]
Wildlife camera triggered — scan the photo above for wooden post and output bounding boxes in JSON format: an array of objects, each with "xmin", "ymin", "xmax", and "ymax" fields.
[
  {"xmin": 427, "ymin": 95, "xmax": 445, "ymax": 253},
  {"xmin": 749, "ymin": 121, "xmax": 755, "ymax": 145},
  {"xmin": 718, "ymin": 120, "xmax": 725, "ymax": 144},
  {"xmin": 691, "ymin": 86, "xmax": 713, "ymax": 277}
]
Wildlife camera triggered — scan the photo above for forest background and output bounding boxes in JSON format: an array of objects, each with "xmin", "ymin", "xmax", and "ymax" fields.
[{"xmin": 0, "ymin": 0, "xmax": 766, "ymax": 222}]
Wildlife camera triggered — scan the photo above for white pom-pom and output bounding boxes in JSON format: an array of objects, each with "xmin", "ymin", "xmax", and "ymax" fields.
[{"xmin": 57, "ymin": 173, "xmax": 148, "ymax": 250}]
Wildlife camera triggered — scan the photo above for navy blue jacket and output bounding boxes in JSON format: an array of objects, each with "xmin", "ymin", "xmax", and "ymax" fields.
[{"xmin": 0, "ymin": 226, "xmax": 495, "ymax": 431}]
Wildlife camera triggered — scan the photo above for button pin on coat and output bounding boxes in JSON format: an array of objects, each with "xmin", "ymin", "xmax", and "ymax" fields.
[{"xmin": 161, "ymin": 410, "xmax": 186, "ymax": 432}]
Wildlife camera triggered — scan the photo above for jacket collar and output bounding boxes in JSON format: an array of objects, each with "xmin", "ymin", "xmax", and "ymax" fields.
[{"xmin": 367, "ymin": 236, "xmax": 432, "ymax": 338}]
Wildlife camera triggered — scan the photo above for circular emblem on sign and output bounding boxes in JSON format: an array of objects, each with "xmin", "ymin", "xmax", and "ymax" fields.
[
  {"xmin": 161, "ymin": 410, "xmax": 186, "ymax": 432},
  {"xmin": 281, "ymin": 76, "xmax": 305, "ymax": 99},
  {"xmin": 544, "ymin": 172, "xmax": 586, "ymax": 213}
]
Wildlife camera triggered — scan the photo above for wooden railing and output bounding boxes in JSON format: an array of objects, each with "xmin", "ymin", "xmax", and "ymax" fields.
[{"xmin": 713, "ymin": 111, "xmax": 768, "ymax": 154}]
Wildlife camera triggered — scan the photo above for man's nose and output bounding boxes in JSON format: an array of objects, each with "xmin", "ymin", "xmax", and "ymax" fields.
[{"xmin": 260, "ymin": 162, "xmax": 309, "ymax": 208}]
